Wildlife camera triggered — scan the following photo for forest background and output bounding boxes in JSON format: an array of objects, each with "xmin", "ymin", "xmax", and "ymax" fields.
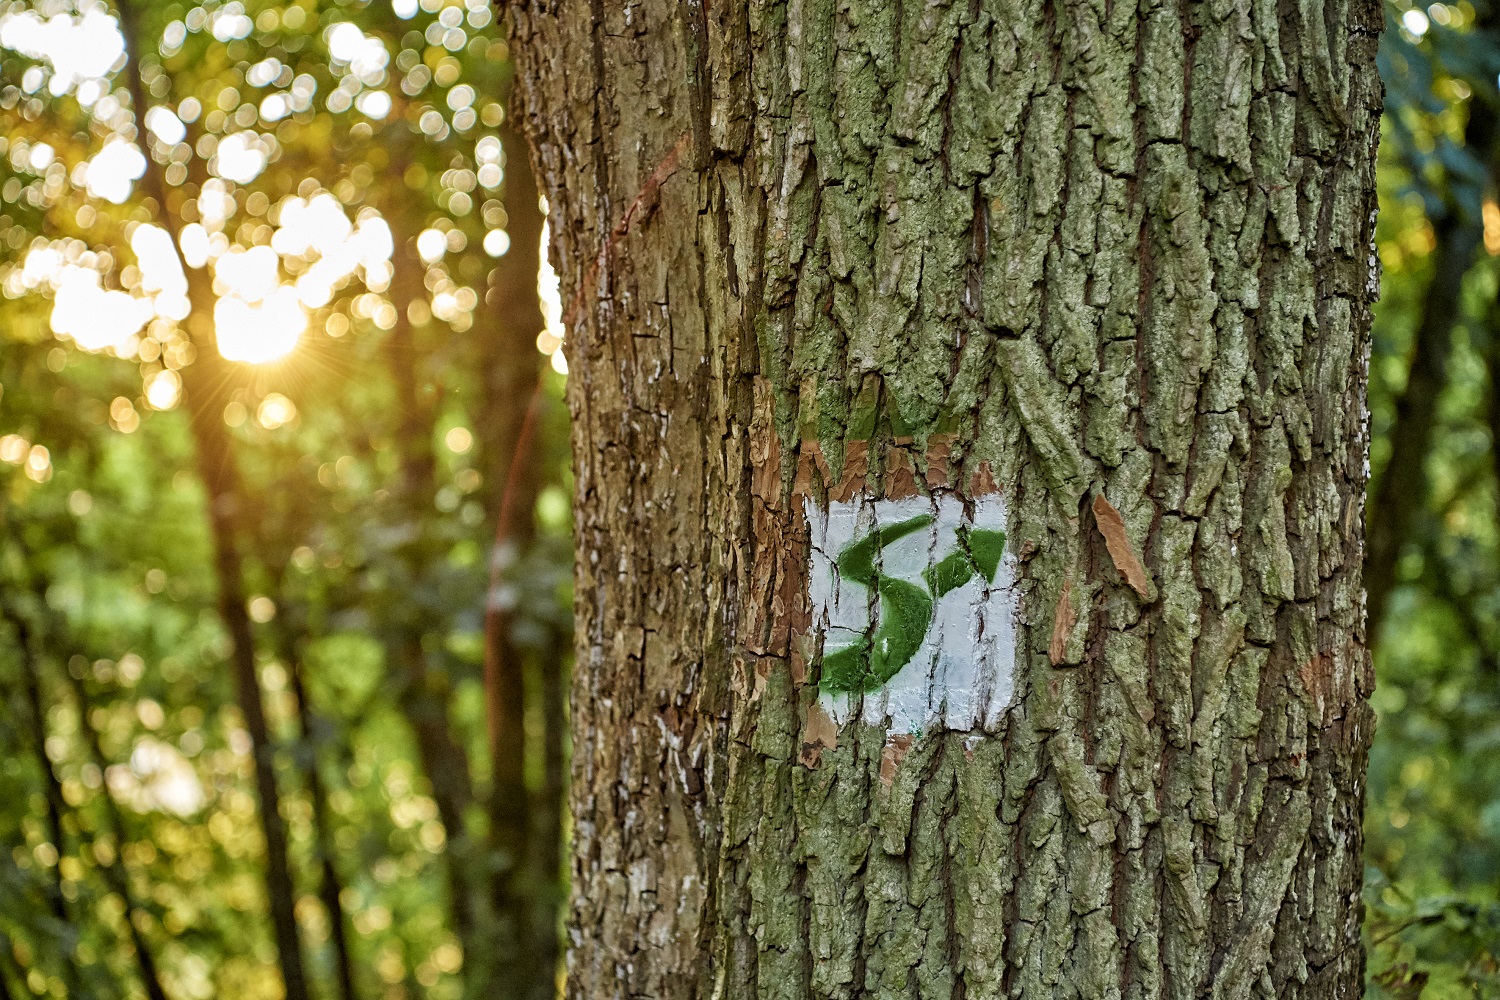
[{"xmin": 0, "ymin": 0, "xmax": 1497, "ymax": 998}]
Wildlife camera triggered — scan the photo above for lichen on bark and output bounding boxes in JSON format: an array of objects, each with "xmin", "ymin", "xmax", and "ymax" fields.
[{"xmin": 506, "ymin": 0, "xmax": 1383, "ymax": 995}]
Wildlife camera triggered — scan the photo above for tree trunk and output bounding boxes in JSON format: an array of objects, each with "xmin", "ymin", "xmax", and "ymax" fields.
[
  {"xmin": 1364, "ymin": 103, "xmax": 1499, "ymax": 643},
  {"xmin": 473, "ymin": 117, "xmax": 551, "ymax": 996},
  {"xmin": 67, "ymin": 662, "xmax": 172, "ymax": 1000},
  {"xmin": 115, "ymin": 5, "xmax": 310, "ymax": 996},
  {"xmin": 378, "ymin": 219, "xmax": 482, "ymax": 953},
  {"xmin": 5, "ymin": 610, "xmax": 85, "ymax": 1000},
  {"xmin": 277, "ymin": 627, "xmax": 359, "ymax": 1000},
  {"xmin": 509, "ymin": 1, "xmax": 1383, "ymax": 998},
  {"xmin": 0, "ymin": 941, "xmax": 16, "ymax": 1000},
  {"xmin": 177, "ymin": 339, "xmax": 312, "ymax": 1000}
]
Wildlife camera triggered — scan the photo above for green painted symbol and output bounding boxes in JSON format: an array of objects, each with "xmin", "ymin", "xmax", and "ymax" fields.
[{"xmin": 820, "ymin": 515, "xmax": 1007, "ymax": 695}]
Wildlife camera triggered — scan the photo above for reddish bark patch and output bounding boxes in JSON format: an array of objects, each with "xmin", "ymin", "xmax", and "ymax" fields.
[
  {"xmin": 1049, "ymin": 577, "xmax": 1076, "ymax": 666},
  {"xmin": 1297, "ymin": 640, "xmax": 1368, "ymax": 726},
  {"xmin": 1092, "ymin": 494, "xmax": 1155, "ymax": 600},
  {"xmin": 791, "ymin": 434, "xmax": 1001, "ymax": 504},
  {"xmin": 799, "ymin": 703, "xmax": 839, "ymax": 768},
  {"xmin": 880, "ymin": 733, "xmax": 916, "ymax": 786}
]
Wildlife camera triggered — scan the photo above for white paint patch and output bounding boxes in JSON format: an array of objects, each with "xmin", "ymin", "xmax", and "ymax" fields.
[{"xmin": 806, "ymin": 493, "xmax": 1019, "ymax": 735}]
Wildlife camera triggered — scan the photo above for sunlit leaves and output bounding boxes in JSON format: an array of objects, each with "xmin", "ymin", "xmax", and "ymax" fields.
[
  {"xmin": 82, "ymin": 138, "xmax": 144, "ymax": 203},
  {"xmin": 0, "ymin": 6, "xmax": 124, "ymax": 96},
  {"xmin": 0, "ymin": 2, "xmax": 571, "ymax": 996}
]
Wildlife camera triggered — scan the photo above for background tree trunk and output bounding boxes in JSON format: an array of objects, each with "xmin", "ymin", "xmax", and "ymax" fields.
[
  {"xmin": 176, "ymin": 337, "xmax": 312, "ymax": 1000},
  {"xmin": 473, "ymin": 119, "xmax": 548, "ymax": 996},
  {"xmin": 276, "ymin": 626, "xmax": 359, "ymax": 1000},
  {"xmin": 1364, "ymin": 104, "xmax": 1499, "ymax": 642},
  {"xmin": 67, "ymin": 657, "xmax": 172, "ymax": 1000},
  {"xmin": 509, "ymin": 1, "xmax": 1383, "ymax": 998},
  {"xmin": 377, "ymin": 218, "xmax": 483, "ymax": 956},
  {"xmin": 116, "ymin": 5, "xmax": 310, "ymax": 995},
  {"xmin": 5, "ymin": 612, "xmax": 85, "ymax": 1000}
]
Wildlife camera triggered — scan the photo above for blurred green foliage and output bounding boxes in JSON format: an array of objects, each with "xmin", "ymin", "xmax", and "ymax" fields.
[
  {"xmin": 5, "ymin": 0, "xmax": 1500, "ymax": 998},
  {"xmin": 1367, "ymin": 0, "xmax": 1500, "ymax": 994},
  {"xmin": 0, "ymin": 1, "xmax": 570, "ymax": 998}
]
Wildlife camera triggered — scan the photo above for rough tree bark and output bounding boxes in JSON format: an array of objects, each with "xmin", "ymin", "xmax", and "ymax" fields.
[{"xmin": 509, "ymin": 1, "xmax": 1382, "ymax": 999}]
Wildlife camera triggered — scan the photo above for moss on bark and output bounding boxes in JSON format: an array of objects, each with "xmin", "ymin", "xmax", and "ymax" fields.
[{"xmin": 507, "ymin": 0, "xmax": 1383, "ymax": 995}]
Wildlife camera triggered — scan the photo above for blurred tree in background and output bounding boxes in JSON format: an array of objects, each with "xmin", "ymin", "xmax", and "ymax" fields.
[
  {"xmin": 0, "ymin": 1, "xmax": 571, "ymax": 998},
  {"xmin": 1, "ymin": 0, "xmax": 1500, "ymax": 998},
  {"xmin": 1367, "ymin": 0, "xmax": 1500, "ymax": 994}
]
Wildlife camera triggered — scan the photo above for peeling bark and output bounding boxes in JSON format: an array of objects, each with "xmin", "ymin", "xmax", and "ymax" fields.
[{"xmin": 508, "ymin": 0, "xmax": 1382, "ymax": 996}]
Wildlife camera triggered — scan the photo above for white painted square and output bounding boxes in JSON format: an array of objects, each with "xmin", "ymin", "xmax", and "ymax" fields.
[{"xmin": 806, "ymin": 493, "xmax": 1019, "ymax": 735}]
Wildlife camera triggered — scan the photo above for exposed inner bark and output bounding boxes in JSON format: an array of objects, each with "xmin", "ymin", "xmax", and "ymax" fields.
[{"xmin": 508, "ymin": 0, "xmax": 1383, "ymax": 996}]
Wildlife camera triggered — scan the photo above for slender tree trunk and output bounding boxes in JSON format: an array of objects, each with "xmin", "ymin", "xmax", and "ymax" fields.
[
  {"xmin": 0, "ymin": 940, "xmax": 16, "ymax": 1000},
  {"xmin": 378, "ymin": 217, "xmax": 483, "ymax": 958},
  {"xmin": 1364, "ymin": 105, "xmax": 1499, "ymax": 641},
  {"xmin": 1482, "ymin": 213, "xmax": 1500, "ymax": 592},
  {"xmin": 473, "ymin": 118, "xmax": 550, "ymax": 995},
  {"xmin": 5, "ymin": 611, "xmax": 84, "ymax": 999},
  {"xmin": 115, "ymin": 5, "xmax": 310, "ymax": 997},
  {"xmin": 11, "ymin": 616, "xmax": 72, "ymax": 928},
  {"xmin": 176, "ymin": 346, "xmax": 312, "ymax": 1000},
  {"xmin": 509, "ymin": 1, "xmax": 1383, "ymax": 998},
  {"xmin": 278, "ymin": 630, "xmax": 359, "ymax": 1000},
  {"xmin": 66, "ymin": 660, "xmax": 172, "ymax": 1000},
  {"xmin": 1416, "ymin": 532, "xmax": 1500, "ymax": 678}
]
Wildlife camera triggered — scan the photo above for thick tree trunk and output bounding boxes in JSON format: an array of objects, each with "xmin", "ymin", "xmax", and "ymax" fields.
[
  {"xmin": 531, "ymin": 620, "xmax": 568, "ymax": 1000},
  {"xmin": 509, "ymin": 1, "xmax": 1382, "ymax": 998}
]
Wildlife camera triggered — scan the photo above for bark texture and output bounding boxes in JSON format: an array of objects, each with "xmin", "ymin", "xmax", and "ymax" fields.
[{"xmin": 508, "ymin": 1, "xmax": 1383, "ymax": 997}]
